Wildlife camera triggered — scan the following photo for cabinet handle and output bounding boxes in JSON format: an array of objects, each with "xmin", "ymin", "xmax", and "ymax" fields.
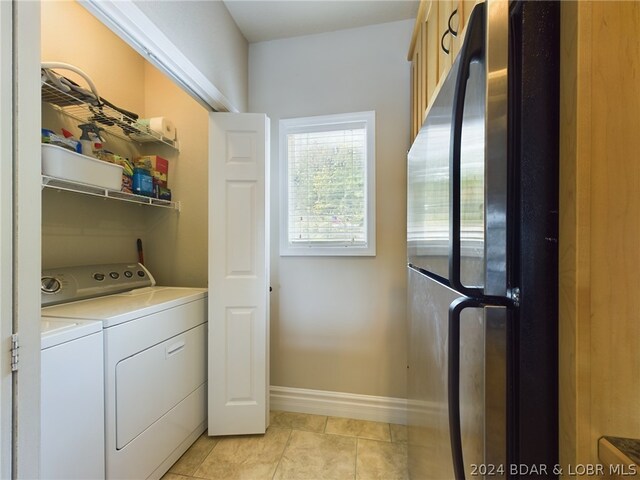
[
  {"xmin": 448, "ymin": 8, "xmax": 459, "ymax": 37},
  {"xmin": 441, "ymin": 29, "xmax": 451, "ymax": 55},
  {"xmin": 166, "ymin": 340, "xmax": 185, "ymax": 357}
]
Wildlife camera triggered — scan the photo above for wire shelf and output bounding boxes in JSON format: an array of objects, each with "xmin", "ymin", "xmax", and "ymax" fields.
[
  {"xmin": 42, "ymin": 175, "xmax": 180, "ymax": 211},
  {"xmin": 41, "ymin": 81, "xmax": 179, "ymax": 150}
]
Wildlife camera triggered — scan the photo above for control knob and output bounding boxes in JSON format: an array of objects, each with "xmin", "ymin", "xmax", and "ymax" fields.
[{"xmin": 41, "ymin": 276, "xmax": 61, "ymax": 294}]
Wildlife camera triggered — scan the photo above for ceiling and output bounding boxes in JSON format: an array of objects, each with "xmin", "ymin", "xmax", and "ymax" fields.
[{"xmin": 222, "ymin": 0, "xmax": 420, "ymax": 43}]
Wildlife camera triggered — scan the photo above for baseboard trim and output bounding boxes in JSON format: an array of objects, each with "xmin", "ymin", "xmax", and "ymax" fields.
[{"xmin": 270, "ymin": 386, "xmax": 407, "ymax": 425}]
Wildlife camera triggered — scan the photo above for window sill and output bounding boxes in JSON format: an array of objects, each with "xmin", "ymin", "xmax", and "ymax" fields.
[{"xmin": 280, "ymin": 244, "xmax": 376, "ymax": 257}]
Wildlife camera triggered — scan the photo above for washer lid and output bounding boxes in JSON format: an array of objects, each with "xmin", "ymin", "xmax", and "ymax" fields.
[
  {"xmin": 41, "ymin": 286, "xmax": 208, "ymax": 328},
  {"xmin": 41, "ymin": 317, "xmax": 102, "ymax": 350}
]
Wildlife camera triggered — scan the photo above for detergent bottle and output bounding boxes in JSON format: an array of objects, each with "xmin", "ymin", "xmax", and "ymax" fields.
[{"xmin": 78, "ymin": 123, "xmax": 100, "ymax": 158}]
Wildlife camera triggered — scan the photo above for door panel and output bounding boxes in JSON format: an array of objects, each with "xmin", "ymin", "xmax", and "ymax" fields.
[
  {"xmin": 459, "ymin": 305, "xmax": 506, "ymax": 478},
  {"xmin": 13, "ymin": 2, "xmax": 42, "ymax": 478},
  {"xmin": 438, "ymin": 0, "xmax": 454, "ymax": 81},
  {"xmin": 116, "ymin": 324, "xmax": 206, "ymax": 449},
  {"xmin": 459, "ymin": 59, "xmax": 486, "ymax": 288},
  {"xmin": 408, "ymin": 268, "xmax": 507, "ymax": 478},
  {"xmin": 408, "ymin": 60, "xmax": 460, "ymax": 279},
  {"xmin": 408, "ymin": 268, "xmax": 457, "ymax": 480},
  {"xmin": 408, "ymin": 47, "xmax": 486, "ymax": 289},
  {"xmin": 458, "ymin": 304, "xmax": 485, "ymax": 471},
  {"xmin": 484, "ymin": 0, "xmax": 509, "ymax": 296},
  {"xmin": 484, "ymin": 307, "xmax": 507, "ymax": 473},
  {"xmin": 0, "ymin": 2, "xmax": 12, "ymax": 477},
  {"xmin": 208, "ymin": 113, "xmax": 270, "ymax": 435}
]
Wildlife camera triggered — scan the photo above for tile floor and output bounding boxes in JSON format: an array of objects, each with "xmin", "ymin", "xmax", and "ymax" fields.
[{"xmin": 162, "ymin": 411, "xmax": 408, "ymax": 480}]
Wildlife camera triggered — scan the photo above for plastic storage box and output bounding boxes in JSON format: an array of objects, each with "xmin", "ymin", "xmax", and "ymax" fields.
[{"xmin": 42, "ymin": 144, "xmax": 123, "ymax": 190}]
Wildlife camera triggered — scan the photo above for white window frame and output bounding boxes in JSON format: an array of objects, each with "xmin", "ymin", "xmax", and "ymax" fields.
[{"xmin": 279, "ymin": 111, "xmax": 376, "ymax": 257}]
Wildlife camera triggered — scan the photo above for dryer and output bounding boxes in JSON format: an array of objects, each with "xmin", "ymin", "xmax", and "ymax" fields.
[{"xmin": 41, "ymin": 263, "xmax": 208, "ymax": 480}]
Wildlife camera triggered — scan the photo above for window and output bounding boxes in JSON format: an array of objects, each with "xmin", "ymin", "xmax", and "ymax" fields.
[{"xmin": 280, "ymin": 111, "xmax": 375, "ymax": 256}]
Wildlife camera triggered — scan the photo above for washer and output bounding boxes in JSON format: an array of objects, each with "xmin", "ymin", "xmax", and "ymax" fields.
[
  {"xmin": 41, "ymin": 316, "xmax": 104, "ymax": 480},
  {"xmin": 41, "ymin": 263, "xmax": 208, "ymax": 480}
]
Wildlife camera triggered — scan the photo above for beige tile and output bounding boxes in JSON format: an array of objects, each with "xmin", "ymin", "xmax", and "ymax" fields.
[
  {"xmin": 194, "ymin": 426, "xmax": 291, "ymax": 480},
  {"xmin": 161, "ymin": 473, "xmax": 191, "ymax": 480},
  {"xmin": 390, "ymin": 423, "xmax": 408, "ymax": 443},
  {"xmin": 356, "ymin": 438, "xmax": 408, "ymax": 480},
  {"xmin": 325, "ymin": 416, "xmax": 391, "ymax": 441},
  {"xmin": 169, "ymin": 432, "xmax": 219, "ymax": 476},
  {"xmin": 270, "ymin": 410, "xmax": 327, "ymax": 433},
  {"xmin": 274, "ymin": 430, "xmax": 357, "ymax": 480}
]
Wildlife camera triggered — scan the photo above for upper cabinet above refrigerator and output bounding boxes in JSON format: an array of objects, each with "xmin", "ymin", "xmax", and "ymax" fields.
[{"xmin": 408, "ymin": 0, "xmax": 484, "ymax": 142}]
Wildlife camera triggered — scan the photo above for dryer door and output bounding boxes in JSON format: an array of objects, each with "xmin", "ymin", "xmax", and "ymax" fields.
[{"xmin": 115, "ymin": 323, "xmax": 206, "ymax": 449}]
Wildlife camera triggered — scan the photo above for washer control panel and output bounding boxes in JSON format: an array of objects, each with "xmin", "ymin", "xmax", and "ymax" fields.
[{"xmin": 41, "ymin": 263, "xmax": 155, "ymax": 306}]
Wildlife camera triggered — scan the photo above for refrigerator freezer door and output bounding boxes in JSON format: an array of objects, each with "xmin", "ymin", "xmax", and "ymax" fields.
[
  {"xmin": 408, "ymin": 268, "xmax": 507, "ymax": 479},
  {"xmin": 407, "ymin": 46, "xmax": 486, "ymax": 289},
  {"xmin": 483, "ymin": 0, "xmax": 509, "ymax": 296},
  {"xmin": 407, "ymin": 61, "xmax": 458, "ymax": 280},
  {"xmin": 458, "ymin": 60, "xmax": 485, "ymax": 289}
]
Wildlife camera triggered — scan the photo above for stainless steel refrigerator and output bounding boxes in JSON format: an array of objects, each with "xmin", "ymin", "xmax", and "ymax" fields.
[{"xmin": 407, "ymin": 1, "xmax": 559, "ymax": 478}]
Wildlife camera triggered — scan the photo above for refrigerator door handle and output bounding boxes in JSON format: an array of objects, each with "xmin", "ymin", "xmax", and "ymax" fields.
[
  {"xmin": 448, "ymin": 296, "xmax": 484, "ymax": 480},
  {"xmin": 449, "ymin": 2, "xmax": 485, "ymax": 298}
]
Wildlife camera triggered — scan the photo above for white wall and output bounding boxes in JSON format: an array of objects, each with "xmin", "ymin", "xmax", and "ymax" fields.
[
  {"xmin": 250, "ymin": 20, "xmax": 413, "ymax": 399},
  {"xmin": 133, "ymin": 0, "xmax": 248, "ymax": 112}
]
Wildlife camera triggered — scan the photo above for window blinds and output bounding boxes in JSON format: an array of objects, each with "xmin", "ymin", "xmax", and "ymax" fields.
[{"xmin": 286, "ymin": 126, "xmax": 367, "ymax": 245}]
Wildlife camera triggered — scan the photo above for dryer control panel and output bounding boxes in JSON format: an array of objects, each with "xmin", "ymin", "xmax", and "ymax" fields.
[{"xmin": 41, "ymin": 263, "xmax": 155, "ymax": 306}]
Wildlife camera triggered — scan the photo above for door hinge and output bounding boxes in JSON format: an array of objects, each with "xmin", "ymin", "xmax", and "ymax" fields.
[
  {"xmin": 10, "ymin": 334, "xmax": 18, "ymax": 372},
  {"xmin": 509, "ymin": 288, "xmax": 521, "ymax": 308}
]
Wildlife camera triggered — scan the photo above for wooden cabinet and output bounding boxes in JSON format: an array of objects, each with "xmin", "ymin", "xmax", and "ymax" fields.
[
  {"xmin": 408, "ymin": 0, "xmax": 481, "ymax": 143},
  {"xmin": 560, "ymin": 0, "xmax": 640, "ymax": 470},
  {"xmin": 438, "ymin": 0, "xmax": 454, "ymax": 81},
  {"xmin": 409, "ymin": 1, "xmax": 429, "ymax": 140}
]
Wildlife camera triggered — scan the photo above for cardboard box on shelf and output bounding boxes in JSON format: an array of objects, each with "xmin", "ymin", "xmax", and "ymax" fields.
[
  {"xmin": 114, "ymin": 157, "xmax": 134, "ymax": 193},
  {"xmin": 136, "ymin": 155, "xmax": 168, "ymax": 188}
]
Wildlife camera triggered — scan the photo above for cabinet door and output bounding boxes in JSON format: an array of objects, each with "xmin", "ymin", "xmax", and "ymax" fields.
[
  {"xmin": 457, "ymin": 0, "xmax": 483, "ymax": 49},
  {"xmin": 425, "ymin": 5, "xmax": 439, "ymax": 107},
  {"xmin": 438, "ymin": 0, "xmax": 454, "ymax": 82},
  {"xmin": 411, "ymin": 45, "xmax": 420, "ymax": 139},
  {"xmin": 461, "ymin": 0, "xmax": 478, "ymax": 33},
  {"xmin": 451, "ymin": 2, "xmax": 463, "ymax": 60},
  {"xmin": 208, "ymin": 113, "xmax": 270, "ymax": 435}
]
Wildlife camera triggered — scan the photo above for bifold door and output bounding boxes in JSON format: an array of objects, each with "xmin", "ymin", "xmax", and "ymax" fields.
[{"xmin": 208, "ymin": 113, "xmax": 270, "ymax": 435}]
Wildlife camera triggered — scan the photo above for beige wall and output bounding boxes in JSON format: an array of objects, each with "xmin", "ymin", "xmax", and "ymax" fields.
[
  {"xmin": 142, "ymin": 64, "xmax": 209, "ymax": 287},
  {"xmin": 41, "ymin": 0, "xmax": 149, "ymax": 269},
  {"xmin": 42, "ymin": 1, "xmax": 146, "ymax": 115},
  {"xmin": 133, "ymin": 0, "xmax": 248, "ymax": 112},
  {"xmin": 41, "ymin": 1, "xmax": 209, "ymax": 288},
  {"xmin": 249, "ymin": 20, "xmax": 413, "ymax": 398},
  {"xmin": 560, "ymin": 1, "xmax": 640, "ymax": 469}
]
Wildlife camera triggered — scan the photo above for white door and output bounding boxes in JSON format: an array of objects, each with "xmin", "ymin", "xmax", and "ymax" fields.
[
  {"xmin": 0, "ymin": 2, "xmax": 12, "ymax": 477},
  {"xmin": 0, "ymin": 0, "xmax": 41, "ymax": 478},
  {"xmin": 208, "ymin": 113, "xmax": 270, "ymax": 435},
  {"xmin": 7, "ymin": 1, "xmax": 43, "ymax": 478}
]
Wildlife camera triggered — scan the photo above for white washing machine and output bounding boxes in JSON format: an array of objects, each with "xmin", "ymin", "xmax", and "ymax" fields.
[
  {"xmin": 41, "ymin": 316, "xmax": 104, "ymax": 480},
  {"xmin": 41, "ymin": 263, "xmax": 208, "ymax": 480}
]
